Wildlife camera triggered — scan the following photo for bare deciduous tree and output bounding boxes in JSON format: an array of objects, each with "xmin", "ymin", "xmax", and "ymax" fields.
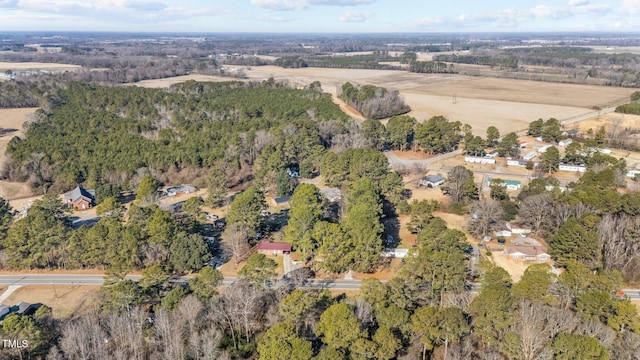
[
  {"xmin": 221, "ymin": 223, "xmax": 250, "ymax": 266},
  {"xmin": 59, "ymin": 314, "xmax": 110, "ymax": 360},
  {"xmin": 468, "ymin": 199, "xmax": 504, "ymax": 238},
  {"xmin": 443, "ymin": 165, "xmax": 473, "ymax": 203},
  {"xmin": 153, "ymin": 308, "xmax": 186, "ymax": 360},
  {"xmin": 518, "ymin": 193, "xmax": 554, "ymax": 235}
]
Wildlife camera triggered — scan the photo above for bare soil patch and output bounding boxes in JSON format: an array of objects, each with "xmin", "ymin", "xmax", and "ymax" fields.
[
  {"xmin": 0, "ymin": 284, "xmax": 101, "ymax": 319},
  {"xmin": 489, "ymin": 254, "xmax": 533, "ymax": 283}
]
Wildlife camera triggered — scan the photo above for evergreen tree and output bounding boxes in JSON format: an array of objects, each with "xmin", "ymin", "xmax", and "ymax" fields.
[{"xmin": 284, "ymin": 184, "xmax": 323, "ymax": 257}]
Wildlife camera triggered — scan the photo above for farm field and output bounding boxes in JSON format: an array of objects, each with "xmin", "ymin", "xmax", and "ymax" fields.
[
  {"xmin": 132, "ymin": 66, "xmax": 634, "ymax": 135},
  {"xmin": 0, "ymin": 61, "xmax": 81, "ymax": 72}
]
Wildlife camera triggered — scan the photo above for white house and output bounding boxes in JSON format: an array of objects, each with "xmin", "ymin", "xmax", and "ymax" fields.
[
  {"xmin": 503, "ymin": 246, "xmax": 550, "ymax": 261},
  {"xmin": 506, "ymin": 158, "xmax": 529, "ymax": 167},
  {"xmin": 523, "ymin": 151, "xmax": 537, "ymax": 161},
  {"xmin": 465, "ymin": 156, "xmax": 496, "ymax": 165},
  {"xmin": 559, "ymin": 163, "xmax": 587, "ymax": 173},
  {"xmin": 419, "ymin": 174, "xmax": 446, "ymax": 187},
  {"xmin": 506, "ymin": 223, "xmax": 531, "ymax": 235},
  {"xmin": 485, "ymin": 151, "xmax": 498, "ymax": 158},
  {"xmin": 538, "ymin": 145, "xmax": 552, "ymax": 153},
  {"xmin": 598, "ymin": 148, "xmax": 612, "ymax": 154},
  {"xmin": 545, "ymin": 185, "xmax": 567, "ymax": 192},
  {"xmin": 558, "ymin": 139, "xmax": 573, "ymax": 147},
  {"xmin": 495, "ymin": 229, "xmax": 512, "ymax": 238},
  {"xmin": 627, "ymin": 169, "xmax": 640, "ymax": 178},
  {"xmin": 490, "ymin": 178, "xmax": 521, "ymax": 190},
  {"xmin": 519, "ymin": 141, "xmax": 528, "ymax": 148}
]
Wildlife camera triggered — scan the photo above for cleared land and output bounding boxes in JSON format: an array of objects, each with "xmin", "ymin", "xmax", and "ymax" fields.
[
  {"xmin": 0, "ymin": 108, "xmax": 36, "ymax": 199},
  {"xmin": 0, "ymin": 62, "xmax": 81, "ymax": 72},
  {"xmin": 132, "ymin": 66, "xmax": 634, "ymax": 135},
  {"xmin": 0, "ymin": 284, "xmax": 101, "ymax": 319}
]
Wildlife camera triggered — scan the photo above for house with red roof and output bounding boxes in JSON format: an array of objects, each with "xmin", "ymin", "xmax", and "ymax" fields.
[{"xmin": 257, "ymin": 241, "xmax": 292, "ymax": 256}]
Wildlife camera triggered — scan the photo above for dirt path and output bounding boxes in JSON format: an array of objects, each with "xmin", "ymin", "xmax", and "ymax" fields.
[
  {"xmin": 0, "ymin": 285, "xmax": 22, "ymax": 305},
  {"xmin": 330, "ymin": 95, "xmax": 366, "ymax": 121}
]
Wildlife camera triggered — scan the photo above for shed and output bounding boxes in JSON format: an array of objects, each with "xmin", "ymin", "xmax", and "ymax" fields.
[
  {"xmin": 257, "ymin": 241, "xmax": 292, "ymax": 256},
  {"xmin": 272, "ymin": 196, "xmax": 291, "ymax": 207}
]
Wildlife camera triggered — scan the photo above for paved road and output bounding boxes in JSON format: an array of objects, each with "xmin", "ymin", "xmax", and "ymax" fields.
[
  {"xmin": 0, "ymin": 274, "xmax": 364, "ymax": 291},
  {"xmin": 2, "ymin": 275, "xmax": 640, "ymax": 298}
]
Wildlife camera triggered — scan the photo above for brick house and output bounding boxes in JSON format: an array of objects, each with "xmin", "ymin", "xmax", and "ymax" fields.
[
  {"xmin": 63, "ymin": 186, "xmax": 96, "ymax": 211},
  {"xmin": 257, "ymin": 241, "xmax": 292, "ymax": 256}
]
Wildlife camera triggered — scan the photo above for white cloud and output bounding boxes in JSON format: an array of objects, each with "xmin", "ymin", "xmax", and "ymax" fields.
[
  {"xmin": 250, "ymin": 0, "xmax": 306, "ymax": 11},
  {"xmin": 622, "ymin": 0, "xmax": 640, "ymax": 15},
  {"xmin": 310, "ymin": 0, "xmax": 374, "ymax": 5},
  {"xmin": 568, "ymin": 0, "xmax": 589, "ymax": 6},
  {"xmin": 407, "ymin": 2, "xmax": 614, "ymax": 31},
  {"xmin": 339, "ymin": 9, "xmax": 372, "ymax": 22},
  {"xmin": 256, "ymin": 13, "xmax": 292, "ymax": 22}
]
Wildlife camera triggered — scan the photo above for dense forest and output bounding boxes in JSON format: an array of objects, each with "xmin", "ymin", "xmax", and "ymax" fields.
[{"xmin": 3, "ymin": 80, "xmax": 348, "ymax": 193}]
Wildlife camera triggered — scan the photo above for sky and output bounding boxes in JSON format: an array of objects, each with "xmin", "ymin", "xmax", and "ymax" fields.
[{"xmin": 0, "ymin": 0, "xmax": 639, "ymax": 33}]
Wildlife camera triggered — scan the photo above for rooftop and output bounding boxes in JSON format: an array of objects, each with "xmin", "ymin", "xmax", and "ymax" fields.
[
  {"xmin": 504, "ymin": 245, "xmax": 547, "ymax": 256},
  {"xmin": 257, "ymin": 241, "xmax": 292, "ymax": 252},
  {"xmin": 63, "ymin": 186, "xmax": 96, "ymax": 202},
  {"xmin": 424, "ymin": 174, "xmax": 445, "ymax": 183}
]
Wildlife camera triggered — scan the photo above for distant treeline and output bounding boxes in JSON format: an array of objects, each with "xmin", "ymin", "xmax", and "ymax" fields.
[
  {"xmin": 275, "ymin": 52, "xmax": 400, "ymax": 70},
  {"xmin": 433, "ymin": 46, "xmax": 640, "ymax": 87}
]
